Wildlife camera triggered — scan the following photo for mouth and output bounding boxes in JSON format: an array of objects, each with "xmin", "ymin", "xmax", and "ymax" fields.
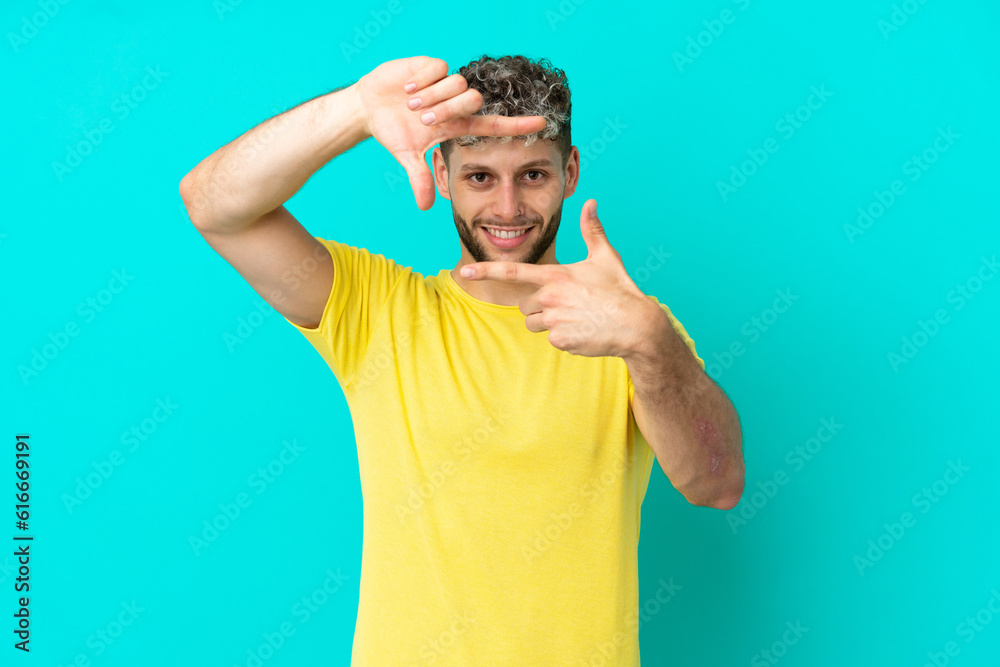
[{"xmin": 480, "ymin": 224, "xmax": 536, "ymax": 249}]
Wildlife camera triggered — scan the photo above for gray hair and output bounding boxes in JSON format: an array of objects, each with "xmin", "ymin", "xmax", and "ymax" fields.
[{"xmin": 440, "ymin": 54, "xmax": 572, "ymax": 167}]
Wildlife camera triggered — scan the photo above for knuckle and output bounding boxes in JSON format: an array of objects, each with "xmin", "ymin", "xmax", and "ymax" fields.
[
  {"xmin": 427, "ymin": 99, "xmax": 459, "ymax": 121},
  {"xmin": 431, "ymin": 59, "xmax": 449, "ymax": 78},
  {"xmin": 451, "ymin": 90, "xmax": 479, "ymax": 112},
  {"xmin": 459, "ymin": 88, "xmax": 483, "ymax": 110}
]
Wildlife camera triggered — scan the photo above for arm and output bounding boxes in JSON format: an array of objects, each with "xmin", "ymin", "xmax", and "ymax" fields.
[
  {"xmin": 455, "ymin": 200, "xmax": 744, "ymax": 510},
  {"xmin": 179, "ymin": 83, "xmax": 369, "ymax": 234},
  {"xmin": 179, "ymin": 82, "xmax": 366, "ymax": 328},
  {"xmin": 625, "ymin": 301, "xmax": 745, "ymax": 510},
  {"xmin": 179, "ymin": 56, "xmax": 547, "ymax": 329}
]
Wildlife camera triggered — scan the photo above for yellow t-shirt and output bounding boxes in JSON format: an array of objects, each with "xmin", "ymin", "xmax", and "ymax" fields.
[{"xmin": 283, "ymin": 237, "xmax": 705, "ymax": 666}]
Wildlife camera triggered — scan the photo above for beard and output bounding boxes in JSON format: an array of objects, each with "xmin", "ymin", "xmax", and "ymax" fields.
[{"xmin": 452, "ymin": 203, "xmax": 562, "ymax": 265}]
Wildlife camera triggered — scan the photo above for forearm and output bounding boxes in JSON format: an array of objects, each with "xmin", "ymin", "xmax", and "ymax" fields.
[
  {"xmin": 625, "ymin": 304, "xmax": 744, "ymax": 508},
  {"xmin": 180, "ymin": 82, "xmax": 370, "ymax": 232}
]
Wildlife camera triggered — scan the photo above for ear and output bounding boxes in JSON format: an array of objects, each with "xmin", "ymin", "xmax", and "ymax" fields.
[
  {"xmin": 561, "ymin": 145, "xmax": 580, "ymax": 201},
  {"xmin": 431, "ymin": 146, "xmax": 453, "ymax": 201}
]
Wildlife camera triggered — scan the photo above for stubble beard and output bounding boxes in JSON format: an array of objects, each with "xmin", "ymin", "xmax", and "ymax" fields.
[{"xmin": 452, "ymin": 204, "xmax": 562, "ymax": 265}]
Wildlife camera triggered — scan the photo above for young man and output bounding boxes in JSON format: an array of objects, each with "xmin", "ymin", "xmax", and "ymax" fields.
[{"xmin": 180, "ymin": 54, "xmax": 744, "ymax": 666}]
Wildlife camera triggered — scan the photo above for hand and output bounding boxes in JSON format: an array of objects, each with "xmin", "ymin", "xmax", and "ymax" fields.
[
  {"xmin": 460, "ymin": 200, "xmax": 658, "ymax": 358},
  {"xmin": 355, "ymin": 56, "xmax": 548, "ymax": 211}
]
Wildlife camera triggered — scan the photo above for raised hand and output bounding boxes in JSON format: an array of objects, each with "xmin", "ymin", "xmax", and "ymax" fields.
[
  {"xmin": 355, "ymin": 56, "xmax": 548, "ymax": 211},
  {"xmin": 459, "ymin": 200, "xmax": 660, "ymax": 358}
]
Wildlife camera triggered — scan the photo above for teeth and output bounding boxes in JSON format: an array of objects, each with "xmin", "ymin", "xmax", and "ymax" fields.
[{"xmin": 486, "ymin": 227, "xmax": 529, "ymax": 239}]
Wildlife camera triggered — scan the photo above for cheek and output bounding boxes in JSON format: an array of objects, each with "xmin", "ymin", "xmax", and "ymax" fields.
[{"xmin": 535, "ymin": 186, "xmax": 561, "ymax": 205}]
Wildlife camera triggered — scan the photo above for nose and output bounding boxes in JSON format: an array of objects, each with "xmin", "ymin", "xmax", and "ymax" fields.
[{"xmin": 492, "ymin": 178, "xmax": 524, "ymax": 221}]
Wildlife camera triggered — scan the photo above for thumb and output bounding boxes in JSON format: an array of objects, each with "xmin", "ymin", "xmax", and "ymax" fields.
[
  {"xmin": 398, "ymin": 150, "xmax": 435, "ymax": 211},
  {"xmin": 581, "ymin": 199, "xmax": 611, "ymax": 258}
]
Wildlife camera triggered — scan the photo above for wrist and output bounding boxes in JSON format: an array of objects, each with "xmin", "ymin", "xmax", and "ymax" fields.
[
  {"xmin": 348, "ymin": 80, "xmax": 373, "ymax": 140},
  {"xmin": 621, "ymin": 297, "xmax": 667, "ymax": 364}
]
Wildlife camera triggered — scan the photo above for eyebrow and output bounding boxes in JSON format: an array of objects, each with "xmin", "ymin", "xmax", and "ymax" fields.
[{"xmin": 457, "ymin": 158, "xmax": 555, "ymax": 174}]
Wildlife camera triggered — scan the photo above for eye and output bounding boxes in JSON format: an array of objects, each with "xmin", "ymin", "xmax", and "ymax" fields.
[
  {"xmin": 525, "ymin": 170, "xmax": 544, "ymax": 181},
  {"xmin": 469, "ymin": 172, "xmax": 489, "ymax": 184}
]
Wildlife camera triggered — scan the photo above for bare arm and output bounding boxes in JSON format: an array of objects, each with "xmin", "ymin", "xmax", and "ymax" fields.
[
  {"xmin": 627, "ymin": 303, "xmax": 745, "ymax": 510},
  {"xmin": 179, "ymin": 83, "xmax": 367, "ymax": 328},
  {"xmin": 179, "ymin": 56, "xmax": 547, "ymax": 329},
  {"xmin": 180, "ymin": 84, "xmax": 368, "ymax": 233}
]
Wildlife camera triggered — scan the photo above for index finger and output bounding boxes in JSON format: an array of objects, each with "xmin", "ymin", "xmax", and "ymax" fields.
[
  {"xmin": 463, "ymin": 260, "xmax": 560, "ymax": 285},
  {"xmin": 464, "ymin": 114, "xmax": 548, "ymax": 138}
]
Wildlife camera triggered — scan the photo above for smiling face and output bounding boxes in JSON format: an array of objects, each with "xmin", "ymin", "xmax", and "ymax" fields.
[{"xmin": 433, "ymin": 137, "xmax": 579, "ymax": 266}]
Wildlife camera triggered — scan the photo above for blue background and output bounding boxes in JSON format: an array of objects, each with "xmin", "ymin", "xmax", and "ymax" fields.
[{"xmin": 4, "ymin": 0, "xmax": 999, "ymax": 665}]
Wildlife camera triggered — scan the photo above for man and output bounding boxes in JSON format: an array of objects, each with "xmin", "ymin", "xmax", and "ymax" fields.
[{"xmin": 181, "ymin": 54, "xmax": 744, "ymax": 666}]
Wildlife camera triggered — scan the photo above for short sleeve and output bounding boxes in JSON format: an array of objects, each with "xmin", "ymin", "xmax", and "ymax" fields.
[
  {"xmin": 282, "ymin": 237, "xmax": 406, "ymax": 387},
  {"xmin": 627, "ymin": 297, "xmax": 705, "ymax": 406}
]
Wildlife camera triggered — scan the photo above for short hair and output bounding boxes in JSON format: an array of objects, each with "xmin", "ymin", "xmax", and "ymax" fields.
[{"xmin": 439, "ymin": 54, "xmax": 572, "ymax": 170}]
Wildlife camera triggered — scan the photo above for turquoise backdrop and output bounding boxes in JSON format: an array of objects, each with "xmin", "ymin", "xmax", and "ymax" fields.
[{"xmin": 4, "ymin": 0, "xmax": 998, "ymax": 665}]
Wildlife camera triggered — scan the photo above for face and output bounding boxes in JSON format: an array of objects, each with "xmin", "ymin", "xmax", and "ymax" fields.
[{"xmin": 433, "ymin": 137, "xmax": 579, "ymax": 265}]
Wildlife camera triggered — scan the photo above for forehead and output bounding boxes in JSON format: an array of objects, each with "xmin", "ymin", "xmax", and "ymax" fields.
[{"xmin": 452, "ymin": 137, "xmax": 560, "ymax": 173}]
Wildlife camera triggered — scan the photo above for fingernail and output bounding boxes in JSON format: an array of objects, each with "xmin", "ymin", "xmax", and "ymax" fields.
[
  {"xmin": 421, "ymin": 111, "xmax": 435, "ymax": 124},
  {"xmin": 404, "ymin": 82, "xmax": 416, "ymax": 93},
  {"xmin": 590, "ymin": 201, "xmax": 597, "ymax": 218},
  {"xmin": 461, "ymin": 266, "xmax": 474, "ymax": 278},
  {"xmin": 407, "ymin": 97, "xmax": 422, "ymax": 110}
]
